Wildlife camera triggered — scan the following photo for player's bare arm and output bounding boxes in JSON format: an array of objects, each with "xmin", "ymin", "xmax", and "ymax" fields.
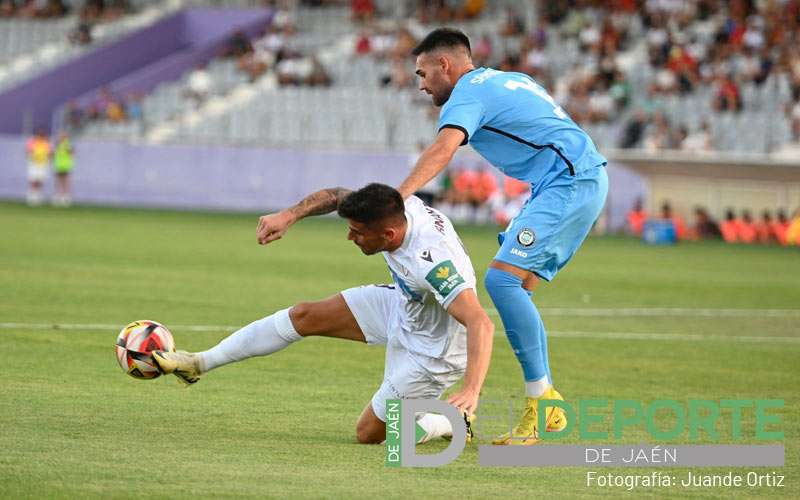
[
  {"xmin": 397, "ymin": 127, "xmax": 464, "ymax": 199},
  {"xmin": 444, "ymin": 288, "xmax": 494, "ymax": 415},
  {"xmin": 257, "ymin": 187, "xmax": 352, "ymax": 245}
]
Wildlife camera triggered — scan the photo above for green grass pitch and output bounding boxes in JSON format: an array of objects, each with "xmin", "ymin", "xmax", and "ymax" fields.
[{"xmin": 0, "ymin": 202, "xmax": 798, "ymax": 499}]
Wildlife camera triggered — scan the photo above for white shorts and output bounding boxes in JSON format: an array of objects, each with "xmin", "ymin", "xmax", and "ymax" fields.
[
  {"xmin": 341, "ymin": 285, "xmax": 465, "ymax": 422},
  {"xmin": 27, "ymin": 163, "xmax": 48, "ymax": 183}
]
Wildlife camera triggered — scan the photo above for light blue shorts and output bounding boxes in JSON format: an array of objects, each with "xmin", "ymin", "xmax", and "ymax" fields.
[{"xmin": 495, "ymin": 164, "xmax": 608, "ymax": 281}]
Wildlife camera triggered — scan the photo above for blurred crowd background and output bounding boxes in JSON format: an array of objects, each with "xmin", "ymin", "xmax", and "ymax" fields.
[{"xmin": 2, "ymin": 0, "xmax": 799, "ymax": 245}]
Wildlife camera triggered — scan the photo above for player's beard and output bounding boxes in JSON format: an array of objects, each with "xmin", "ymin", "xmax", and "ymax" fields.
[{"xmin": 432, "ymin": 85, "xmax": 455, "ymax": 107}]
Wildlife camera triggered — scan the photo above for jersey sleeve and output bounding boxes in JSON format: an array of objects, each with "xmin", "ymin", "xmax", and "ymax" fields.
[
  {"xmin": 438, "ymin": 86, "xmax": 485, "ymax": 146},
  {"xmin": 418, "ymin": 250, "xmax": 473, "ymax": 310}
]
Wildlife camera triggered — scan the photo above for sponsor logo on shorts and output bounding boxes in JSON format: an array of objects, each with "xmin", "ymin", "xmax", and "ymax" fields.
[
  {"xmin": 517, "ymin": 228, "xmax": 535, "ymax": 246},
  {"xmin": 510, "ymin": 248, "xmax": 528, "ymax": 258},
  {"xmin": 425, "ymin": 260, "xmax": 465, "ymax": 299}
]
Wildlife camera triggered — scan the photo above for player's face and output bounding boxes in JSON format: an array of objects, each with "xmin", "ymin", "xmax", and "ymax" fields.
[
  {"xmin": 346, "ymin": 220, "xmax": 390, "ymax": 255},
  {"xmin": 415, "ymin": 53, "xmax": 455, "ymax": 107}
]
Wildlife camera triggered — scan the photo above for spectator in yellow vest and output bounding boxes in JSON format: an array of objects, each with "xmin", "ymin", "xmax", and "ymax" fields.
[
  {"xmin": 53, "ymin": 132, "xmax": 75, "ymax": 207},
  {"xmin": 25, "ymin": 129, "xmax": 51, "ymax": 206}
]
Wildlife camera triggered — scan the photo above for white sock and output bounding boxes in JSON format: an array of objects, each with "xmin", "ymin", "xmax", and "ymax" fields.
[
  {"xmin": 525, "ymin": 375, "xmax": 551, "ymax": 398},
  {"xmin": 199, "ymin": 308, "xmax": 301, "ymax": 372},
  {"xmin": 416, "ymin": 413, "xmax": 453, "ymax": 443}
]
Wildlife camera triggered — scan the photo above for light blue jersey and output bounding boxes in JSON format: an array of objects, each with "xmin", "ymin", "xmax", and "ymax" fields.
[
  {"xmin": 438, "ymin": 67, "xmax": 607, "ymax": 184},
  {"xmin": 435, "ymin": 66, "xmax": 609, "ymax": 393}
]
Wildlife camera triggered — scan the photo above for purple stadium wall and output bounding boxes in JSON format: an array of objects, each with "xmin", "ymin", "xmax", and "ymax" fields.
[
  {"xmin": 0, "ymin": 135, "xmax": 642, "ymax": 231},
  {"xmin": 0, "ymin": 135, "xmax": 412, "ymax": 211}
]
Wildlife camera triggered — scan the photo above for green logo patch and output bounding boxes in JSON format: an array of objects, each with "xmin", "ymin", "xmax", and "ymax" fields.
[{"xmin": 425, "ymin": 260, "xmax": 465, "ymax": 299}]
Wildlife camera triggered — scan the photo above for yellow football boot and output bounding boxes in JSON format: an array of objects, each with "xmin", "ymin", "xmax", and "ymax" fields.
[
  {"xmin": 492, "ymin": 387, "xmax": 567, "ymax": 445},
  {"xmin": 151, "ymin": 350, "xmax": 202, "ymax": 385}
]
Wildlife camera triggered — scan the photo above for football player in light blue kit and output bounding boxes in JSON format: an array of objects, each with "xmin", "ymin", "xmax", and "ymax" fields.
[{"xmin": 398, "ymin": 28, "xmax": 608, "ymax": 445}]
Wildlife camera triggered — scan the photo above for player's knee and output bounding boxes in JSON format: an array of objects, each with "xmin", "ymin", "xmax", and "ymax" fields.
[
  {"xmin": 289, "ymin": 302, "xmax": 319, "ymax": 336},
  {"xmin": 484, "ymin": 267, "xmax": 512, "ymax": 297}
]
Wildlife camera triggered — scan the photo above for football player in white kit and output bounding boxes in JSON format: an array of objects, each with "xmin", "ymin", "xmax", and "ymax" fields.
[{"xmin": 153, "ymin": 183, "xmax": 494, "ymax": 444}]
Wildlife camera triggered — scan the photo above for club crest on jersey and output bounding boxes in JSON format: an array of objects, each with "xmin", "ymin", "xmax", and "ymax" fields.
[
  {"xmin": 517, "ymin": 228, "xmax": 535, "ymax": 247},
  {"xmin": 420, "ymin": 250, "xmax": 433, "ymax": 263}
]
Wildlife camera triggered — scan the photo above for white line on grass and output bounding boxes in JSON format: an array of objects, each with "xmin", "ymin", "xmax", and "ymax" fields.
[
  {"xmin": 490, "ymin": 308, "xmax": 800, "ymax": 318},
  {"xmin": 1, "ymin": 322, "xmax": 798, "ymax": 344}
]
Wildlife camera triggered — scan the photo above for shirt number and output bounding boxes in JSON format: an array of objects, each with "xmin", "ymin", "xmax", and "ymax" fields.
[{"xmin": 504, "ymin": 78, "xmax": 568, "ymax": 120}]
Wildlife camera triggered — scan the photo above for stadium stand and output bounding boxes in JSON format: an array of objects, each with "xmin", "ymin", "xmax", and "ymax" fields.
[
  {"xmin": 0, "ymin": 0, "xmax": 182, "ymax": 92},
  {"xmin": 45, "ymin": 0, "xmax": 798, "ymax": 157}
]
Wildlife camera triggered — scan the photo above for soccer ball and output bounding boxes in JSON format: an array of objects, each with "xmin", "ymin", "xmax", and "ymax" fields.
[{"xmin": 115, "ymin": 320, "xmax": 175, "ymax": 379}]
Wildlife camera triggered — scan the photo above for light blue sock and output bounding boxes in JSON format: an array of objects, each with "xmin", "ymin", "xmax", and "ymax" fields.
[{"xmin": 484, "ymin": 268, "xmax": 552, "ymax": 386}]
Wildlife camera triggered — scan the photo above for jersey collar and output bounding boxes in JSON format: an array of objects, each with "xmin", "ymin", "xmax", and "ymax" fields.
[{"xmin": 393, "ymin": 209, "xmax": 414, "ymax": 254}]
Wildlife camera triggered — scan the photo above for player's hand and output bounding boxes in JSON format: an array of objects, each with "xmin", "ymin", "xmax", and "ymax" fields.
[
  {"xmin": 448, "ymin": 387, "xmax": 480, "ymax": 416},
  {"xmin": 256, "ymin": 211, "xmax": 295, "ymax": 245}
]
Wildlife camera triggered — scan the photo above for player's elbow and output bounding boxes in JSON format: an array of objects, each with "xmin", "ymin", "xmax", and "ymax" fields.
[
  {"xmin": 479, "ymin": 315, "xmax": 495, "ymax": 338},
  {"xmin": 468, "ymin": 313, "xmax": 495, "ymax": 339}
]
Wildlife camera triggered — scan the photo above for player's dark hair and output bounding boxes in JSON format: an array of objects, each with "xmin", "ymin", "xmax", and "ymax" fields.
[
  {"xmin": 337, "ymin": 183, "xmax": 405, "ymax": 227},
  {"xmin": 412, "ymin": 28, "xmax": 471, "ymax": 56}
]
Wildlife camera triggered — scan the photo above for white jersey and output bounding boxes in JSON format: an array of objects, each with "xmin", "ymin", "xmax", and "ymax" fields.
[{"xmin": 381, "ymin": 196, "xmax": 477, "ymax": 364}]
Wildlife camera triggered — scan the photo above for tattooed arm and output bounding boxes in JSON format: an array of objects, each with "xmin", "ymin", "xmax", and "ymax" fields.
[{"xmin": 256, "ymin": 187, "xmax": 352, "ymax": 245}]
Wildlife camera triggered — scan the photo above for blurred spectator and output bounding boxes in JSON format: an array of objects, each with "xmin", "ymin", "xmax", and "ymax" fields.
[
  {"xmin": 354, "ymin": 29, "xmax": 371, "ymax": 56},
  {"xmin": 738, "ymin": 210, "xmax": 758, "ymax": 243},
  {"xmin": 619, "ymin": 110, "xmax": 649, "ymax": 149},
  {"xmin": 450, "ymin": 167, "xmax": 476, "ymax": 206},
  {"xmin": 472, "ymin": 34, "xmax": 492, "ymax": 67},
  {"xmin": 772, "ymin": 209, "xmax": 790, "ymax": 246},
  {"xmin": 788, "ymin": 88, "xmax": 800, "ymax": 142},
  {"xmin": 224, "ymin": 31, "xmax": 253, "ymax": 59},
  {"xmin": 499, "ymin": 7, "xmax": 525, "ymax": 37},
  {"xmin": 626, "ymin": 198, "xmax": 647, "ymax": 236},
  {"xmin": 608, "ymin": 69, "xmax": 631, "ymax": 110},
  {"xmin": 786, "ymin": 209, "xmax": 800, "ymax": 246},
  {"xmin": 493, "ymin": 176, "xmax": 530, "ymax": 226},
  {"xmin": 125, "ymin": 93, "xmax": 143, "ymax": 121},
  {"xmin": 755, "ymin": 210, "xmax": 775, "ymax": 244},
  {"xmin": 720, "ymin": 209, "xmax": 740, "ymax": 243},
  {"xmin": 69, "ymin": 22, "xmax": 93, "ymax": 45},
  {"xmin": 643, "ymin": 112, "xmax": 676, "ymax": 151},
  {"xmin": 672, "ymin": 125, "xmax": 689, "ymax": 150},
  {"xmin": 52, "ymin": 132, "xmax": 74, "ymax": 207},
  {"xmin": 381, "ymin": 57, "xmax": 413, "ymax": 89},
  {"xmin": 64, "ymin": 100, "xmax": 85, "ymax": 132},
  {"xmin": 276, "ymin": 55, "xmax": 330, "ymax": 86},
  {"xmin": 712, "ymin": 73, "xmax": 742, "ymax": 112},
  {"xmin": 81, "ymin": 0, "xmax": 128, "ymax": 21},
  {"xmin": 461, "ymin": 0, "xmax": 486, "ymax": 20},
  {"xmin": 106, "ymin": 98, "xmax": 125, "ymax": 122},
  {"xmin": 471, "ymin": 166, "xmax": 498, "ymax": 206},
  {"xmin": 691, "ymin": 206, "xmax": 721, "ymax": 240},
  {"xmin": 351, "ymin": 0, "xmax": 374, "ymax": 23},
  {"xmin": 682, "ymin": 121, "xmax": 714, "ymax": 152},
  {"xmin": 90, "ymin": 86, "xmax": 115, "ymax": 120},
  {"xmin": 185, "ymin": 63, "xmax": 212, "ymax": 107},
  {"xmin": 0, "ymin": 0, "xmax": 15, "ymax": 17},
  {"xmin": 25, "ymin": 129, "xmax": 50, "ymax": 206},
  {"xmin": 659, "ymin": 201, "xmax": 687, "ymax": 240},
  {"xmin": 667, "ymin": 45, "xmax": 699, "ymax": 93}
]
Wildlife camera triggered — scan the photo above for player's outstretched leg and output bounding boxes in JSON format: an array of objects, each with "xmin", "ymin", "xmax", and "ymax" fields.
[
  {"xmin": 153, "ymin": 294, "xmax": 365, "ymax": 385},
  {"xmin": 484, "ymin": 267, "xmax": 566, "ymax": 445}
]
